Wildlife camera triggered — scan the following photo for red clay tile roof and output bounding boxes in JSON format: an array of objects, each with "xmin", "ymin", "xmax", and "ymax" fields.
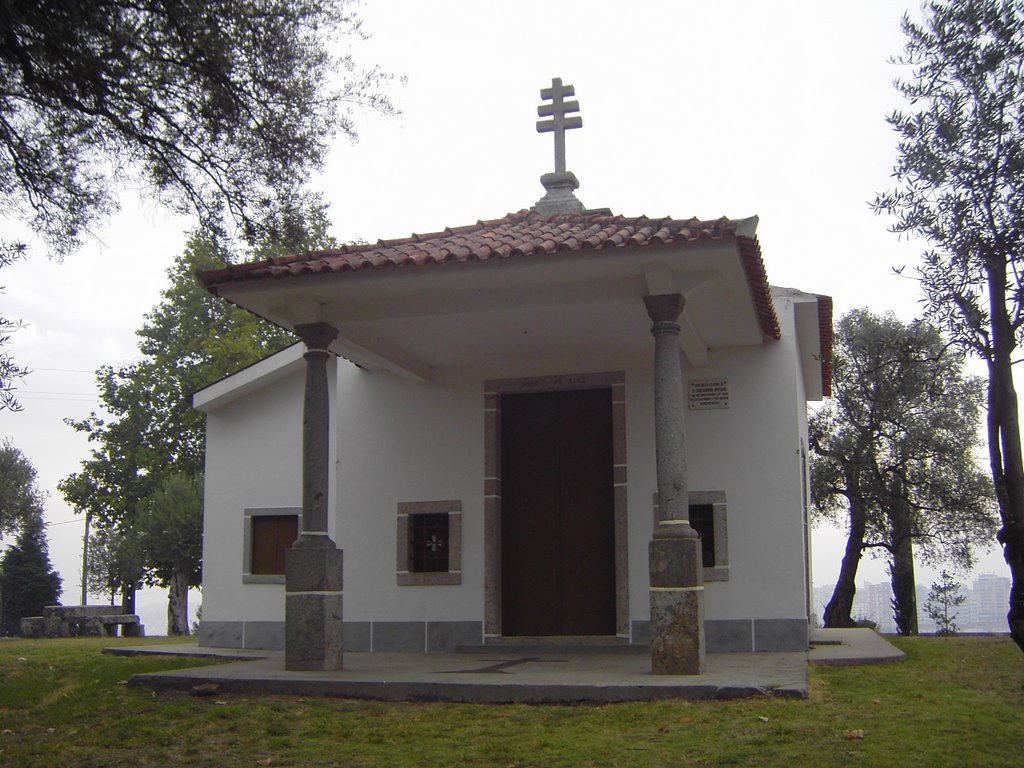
[
  {"xmin": 736, "ymin": 237, "xmax": 780, "ymax": 341},
  {"xmin": 202, "ymin": 209, "xmax": 781, "ymax": 340}
]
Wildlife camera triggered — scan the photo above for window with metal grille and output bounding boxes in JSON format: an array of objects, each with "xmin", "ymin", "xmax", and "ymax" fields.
[
  {"xmin": 688, "ymin": 503, "xmax": 716, "ymax": 568},
  {"xmin": 409, "ymin": 512, "xmax": 450, "ymax": 573},
  {"xmin": 251, "ymin": 514, "xmax": 298, "ymax": 575}
]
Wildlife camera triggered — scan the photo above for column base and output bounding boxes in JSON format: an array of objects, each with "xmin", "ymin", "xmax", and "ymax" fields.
[
  {"xmin": 285, "ymin": 592, "xmax": 344, "ymax": 671},
  {"xmin": 649, "ymin": 532, "xmax": 705, "ymax": 675},
  {"xmin": 650, "ymin": 587, "xmax": 705, "ymax": 675},
  {"xmin": 285, "ymin": 542, "xmax": 344, "ymax": 671}
]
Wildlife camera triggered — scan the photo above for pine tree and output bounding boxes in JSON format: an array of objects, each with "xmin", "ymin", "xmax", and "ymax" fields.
[
  {"xmin": 925, "ymin": 570, "xmax": 967, "ymax": 636},
  {"xmin": 0, "ymin": 511, "xmax": 62, "ymax": 635}
]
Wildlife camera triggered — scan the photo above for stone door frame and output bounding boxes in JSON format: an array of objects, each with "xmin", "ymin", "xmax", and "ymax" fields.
[{"xmin": 483, "ymin": 371, "xmax": 629, "ymax": 639}]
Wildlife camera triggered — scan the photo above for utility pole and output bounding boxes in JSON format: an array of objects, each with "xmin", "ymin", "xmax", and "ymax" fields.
[{"xmin": 80, "ymin": 510, "xmax": 91, "ymax": 605}]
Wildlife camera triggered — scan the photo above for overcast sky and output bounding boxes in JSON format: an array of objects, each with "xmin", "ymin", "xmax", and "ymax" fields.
[{"xmin": 0, "ymin": 0, "xmax": 1008, "ymax": 632}]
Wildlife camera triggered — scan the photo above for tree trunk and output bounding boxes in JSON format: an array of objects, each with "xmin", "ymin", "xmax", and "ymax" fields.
[
  {"xmin": 167, "ymin": 566, "xmax": 190, "ymax": 636},
  {"xmin": 986, "ymin": 265, "xmax": 1024, "ymax": 653},
  {"xmin": 120, "ymin": 581, "xmax": 135, "ymax": 614},
  {"xmin": 890, "ymin": 543, "xmax": 918, "ymax": 635},
  {"xmin": 824, "ymin": 494, "xmax": 867, "ymax": 628},
  {"xmin": 890, "ymin": 539, "xmax": 918, "ymax": 635},
  {"xmin": 888, "ymin": 485, "xmax": 918, "ymax": 635},
  {"xmin": 988, "ymin": 367, "xmax": 1024, "ymax": 652}
]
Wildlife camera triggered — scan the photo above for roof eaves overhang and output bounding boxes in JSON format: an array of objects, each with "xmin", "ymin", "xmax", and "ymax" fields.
[
  {"xmin": 202, "ymin": 213, "xmax": 783, "ymax": 378},
  {"xmin": 816, "ymin": 295, "xmax": 834, "ymax": 397},
  {"xmin": 192, "ymin": 342, "xmax": 307, "ymax": 412},
  {"xmin": 791, "ymin": 292, "xmax": 834, "ymax": 401}
]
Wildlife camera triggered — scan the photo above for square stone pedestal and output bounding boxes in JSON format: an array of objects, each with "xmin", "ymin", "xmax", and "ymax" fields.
[
  {"xmin": 285, "ymin": 541, "xmax": 344, "ymax": 671},
  {"xmin": 649, "ymin": 588, "xmax": 705, "ymax": 674},
  {"xmin": 649, "ymin": 533, "xmax": 705, "ymax": 675}
]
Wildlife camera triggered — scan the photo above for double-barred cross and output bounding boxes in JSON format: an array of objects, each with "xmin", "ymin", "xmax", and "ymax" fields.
[{"xmin": 536, "ymin": 77, "xmax": 582, "ymax": 174}]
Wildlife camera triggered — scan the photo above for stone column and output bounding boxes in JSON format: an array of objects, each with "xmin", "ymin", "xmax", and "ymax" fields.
[
  {"xmin": 286, "ymin": 322, "xmax": 344, "ymax": 671},
  {"xmin": 644, "ymin": 294, "xmax": 705, "ymax": 675}
]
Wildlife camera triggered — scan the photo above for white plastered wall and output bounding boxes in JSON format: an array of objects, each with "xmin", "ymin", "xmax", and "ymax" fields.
[
  {"xmin": 200, "ymin": 360, "xmax": 334, "ymax": 623},
  {"xmin": 683, "ymin": 294, "xmax": 808, "ymax": 622},
  {"xmin": 334, "ymin": 362, "xmax": 484, "ymax": 622},
  {"xmin": 200, "ymin": 300, "xmax": 813, "ymax": 630}
]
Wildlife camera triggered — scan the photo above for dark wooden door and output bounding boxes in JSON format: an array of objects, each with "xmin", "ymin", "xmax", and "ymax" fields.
[{"xmin": 500, "ymin": 388, "xmax": 615, "ymax": 636}]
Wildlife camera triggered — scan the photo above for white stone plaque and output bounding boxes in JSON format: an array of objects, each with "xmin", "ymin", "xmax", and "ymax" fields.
[{"xmin": 688, "ymin": 379, "xmax": 729, "ymax": 410}]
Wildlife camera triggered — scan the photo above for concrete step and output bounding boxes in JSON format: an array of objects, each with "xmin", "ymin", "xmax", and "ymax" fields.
[{"xmin": 458, "ymin": 636, "xmax": 647, "ymax": 655}]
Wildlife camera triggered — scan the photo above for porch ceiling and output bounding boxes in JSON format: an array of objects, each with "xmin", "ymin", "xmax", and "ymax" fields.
[{"xmin": 212, "ymin": 238, "xmax": 771, "ymax": 382}]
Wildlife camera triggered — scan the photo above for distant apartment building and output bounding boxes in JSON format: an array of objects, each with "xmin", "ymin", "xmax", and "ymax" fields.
[
  {"xmin": 813, "ymin": 574, "xmax": 1010, "ymax": 634},
  {"xmin": 812, "ymin": 581, "xmax": 898, "ymax": 633},
  {"xmin": 969, "ymin": 573, "xmax": 1011, "ymax": 632}
]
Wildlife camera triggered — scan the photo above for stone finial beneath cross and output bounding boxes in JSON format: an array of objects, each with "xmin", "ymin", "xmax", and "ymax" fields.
[{"xmin": 534, "ymin": 77, "xmax": 585, "ymax": 214}]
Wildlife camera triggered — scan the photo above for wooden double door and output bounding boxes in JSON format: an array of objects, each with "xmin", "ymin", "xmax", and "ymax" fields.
[{"xmin": 500, "ymin": 388, "xmax": 616, "ymax": 636}]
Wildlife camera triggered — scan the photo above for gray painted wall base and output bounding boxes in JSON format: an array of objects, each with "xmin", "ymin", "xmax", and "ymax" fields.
[
  {"xmin": 199, "ymin": 620, "xmax": 483, "ymax": 653},
  {"xmin": 634, "ymin": 619, "xmax": 809, "ymax": 652},
  {"xmin": 200, "ymin": 618, "xmax": 808, "ymax": 654}
]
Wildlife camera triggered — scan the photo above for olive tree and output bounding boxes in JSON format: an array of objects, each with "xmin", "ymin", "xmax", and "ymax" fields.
[
  {"xmin": 811, "ymin": 309, "xmax": 996, "ymax": 632},
  {"xmin": 874, "ymin": 0, "xmax": 1024, "ymax": 651}
]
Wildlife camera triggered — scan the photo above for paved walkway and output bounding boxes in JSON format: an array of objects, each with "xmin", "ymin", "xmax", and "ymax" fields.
[{"xmin": 111, "ymin": 629, "xmax": 902, "ymax": 704}]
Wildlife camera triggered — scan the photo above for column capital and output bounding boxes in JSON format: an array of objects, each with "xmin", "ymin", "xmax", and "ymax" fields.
[
  {"xmin": 644, "ymin": 294, "xmax": 685, "ymax": 324},
  {"xmin": 295, "ymin": 322, "xmax": 339, "ymax": 351}
]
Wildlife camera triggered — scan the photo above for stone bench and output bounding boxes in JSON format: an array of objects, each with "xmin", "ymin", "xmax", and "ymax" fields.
[{"xmin": 20, "ymin": 605, "xmax": 145, "ymax": 638}]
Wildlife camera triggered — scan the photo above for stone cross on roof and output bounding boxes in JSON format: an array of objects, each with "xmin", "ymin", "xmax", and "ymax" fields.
[
  {"xmin": 536, "ymin": 77, "xmax": 582, "ymax": 174},
  {"xmin": 533, "ymin": 77, "xmax": 586, "ymax": 215}
]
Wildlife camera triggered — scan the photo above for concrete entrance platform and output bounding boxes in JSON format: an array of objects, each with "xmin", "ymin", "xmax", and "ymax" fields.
[
  {"xmin": 808, "ymin": 627, "xmax": 907, "ymax": 666},
  {"xmin": 111, "ymin": 629, "xmax": 902, "ymax": 704}
]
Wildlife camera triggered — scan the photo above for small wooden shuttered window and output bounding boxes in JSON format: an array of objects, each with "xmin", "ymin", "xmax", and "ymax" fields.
[{"xmin": 250, "ymin": 515, "xmax": 298, "ymax": 575}]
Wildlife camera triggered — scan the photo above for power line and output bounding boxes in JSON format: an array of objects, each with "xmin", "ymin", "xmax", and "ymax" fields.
[
  {"xmin": 16, "ymin": 394, "xmax": 98, "ymax": 403},
  {"xmin": 20, "ymin": 390, "xmax": 96, "ymax": 397}
]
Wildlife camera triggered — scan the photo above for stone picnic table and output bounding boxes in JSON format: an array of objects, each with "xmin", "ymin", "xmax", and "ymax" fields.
[{"xmin": 20, "ymin": 605, "xmax": 144, "ymax": 638}]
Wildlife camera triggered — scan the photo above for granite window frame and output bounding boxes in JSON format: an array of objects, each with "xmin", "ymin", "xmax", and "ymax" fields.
[
  {"xmin": 397, "ymin": 500, "xmax": 462, "ymax": 586},
  {"xmin": 243, "ymin": 507, "xmax": 300, "ymax": 584},
  {"xmin": 653, "ymin": 490, "xmax": 729, "ymax": 582}
]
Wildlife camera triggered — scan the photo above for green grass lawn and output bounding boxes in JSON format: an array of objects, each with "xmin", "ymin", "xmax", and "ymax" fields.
[{"xmin": 0, "ymin": 635, "xmax": 1021, "ymax": 767}]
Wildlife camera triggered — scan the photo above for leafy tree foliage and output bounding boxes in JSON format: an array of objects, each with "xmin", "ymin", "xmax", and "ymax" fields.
[
  {"xmin": 810, "ymin": 309, "xmax": 996, "ymax": 632},
  {"xmin": 0, "ymin": 246, "xmax": 28, "ymax": 411},
  {"xmin": 925, "ymin": 569, "xmax": 967, "ymax": 635},
  {"xmin": 59, "ymin": 368, "xmax": 162, "ymax": 613},
  {"xmin": 0, "ymin": 0, "xmax": 395, "ymax": 258},
  {"xmin": 137, "ymin": 475, "xmax": 203, "ymax": 635},
  {"xmin": 83, "ymin": 524, "xmax": 145, "ymax": 608},
  {"xmin": 0, "ymin": 511, "xmax": 62, "ymax": 635},
  {"xmin": 875, "ymin": 0, "xmax": 1024, "ymax": 651},
  {"xmin": 131, "ymin": 220, "xmax": 309, "ymax": 478},
  {"xmin": 0, "ymin": 440, "xmax": 44, "ymax": 539},
  {"xmin": 61, "ymin": 218, "xmax": 313, "ymax": 629},
  {"xmin": 0, "ymin": 0, "xmax": 396, "ymax": 409}
]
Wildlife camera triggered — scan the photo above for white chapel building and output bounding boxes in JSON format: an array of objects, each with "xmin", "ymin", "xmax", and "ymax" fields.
[{"xmin": 191, "ymin": 80, "xmax": 832, "ymax": 673}]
